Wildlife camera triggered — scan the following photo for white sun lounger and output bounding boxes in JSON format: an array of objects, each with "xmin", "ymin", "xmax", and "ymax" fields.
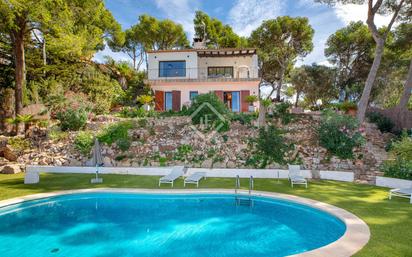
[
  {"xmin": 288, "ymin": 164, "xmax": 308, "ymax": 188},
  {"xmin": 159, "ymin": 166, "xmax": 186, "ymax": 187},
  {"xmin": 184, "ymin": 172, "xmax": 206, "ymax": 187},
  {"xmin": 389, "ymin": 188, "xmax": 412, "ymax": 204}
]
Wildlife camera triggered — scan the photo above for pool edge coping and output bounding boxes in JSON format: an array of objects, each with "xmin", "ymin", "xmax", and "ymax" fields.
[{"xmin": 0, "ymin": 188, "xmax": 370, "ymax": 257}]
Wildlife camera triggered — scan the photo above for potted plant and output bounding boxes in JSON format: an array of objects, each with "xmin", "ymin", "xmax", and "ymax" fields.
[
  {"xmin": 245, "ymin": 95, "xmax": 258, "ymax": 112},
  {"xmin": 137, "ymin": 95, "xmax": 154, "ymax": 111},
  {"xmin": 339, "ymin": 101, "xmax": 358, "ymax": 116}
]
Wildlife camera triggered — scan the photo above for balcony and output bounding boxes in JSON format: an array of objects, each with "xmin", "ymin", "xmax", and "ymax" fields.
[{"xmin": 146, "ymin": 67, "xmax": 260, "ymax": 84}]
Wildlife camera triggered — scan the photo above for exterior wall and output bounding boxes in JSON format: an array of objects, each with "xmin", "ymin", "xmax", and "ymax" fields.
[
  {"xmin": 147, "ymin": 51, "xmax": 198, "ymax": 80},
  {"xmin": 376, "ymin": 176, "xmax": 412, "ymax": 189},
  {"xmin": 26, "ymin": 165, "xmax": 354, "ymax": 183},
  {"xmin": 197, "ymin": 55, "xmax": 259, "ymax": 79},
  {"xmin": 151, "ymin": 81, "xmax": 260, "ymax": 111}
]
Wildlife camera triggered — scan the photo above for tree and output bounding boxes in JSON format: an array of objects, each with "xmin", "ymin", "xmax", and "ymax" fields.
[
  {"xmin": 393, "ymin": 23, "xmax": 412, "ymax": 110},
  {"xmin": 249, "ymin": 16, "xmax": 314, "ymax": 102},
  {"xmin": 113, "ymin": 14, "xmax": 189, "ymax": 70},
  {"xmin": 290, "ymin": 67, "xmax": 309, "ymax": 107},
  {"xmin": 299, "ymin": 64, "xmax": 338, "ymax": 109},
  {"xmin": 111, "ymin": 27, "xmax": 144, "ymax": 70},
  {"xmin": 103, "ymin": 56, "xmax": 135, "ymax": 90},
  {"xmin": 0, "ymin": 0, "xmax": 54, "ymax": 129},
  {"xmin": 249, "ymin": 16, "xmax": 314, "ymax": 126},
  {"xmin": 304, "ymin": 64, "xmax": 338, "ymax": 108},
  {"xmin": 156, "ymin": 19, "xmax": 190, "ymax": 50},
  {"xmin": 0, "ymin": 0, "xmax": 124, "ymax": 133},
  {"xmin": 132, "ymin": 14, "xmax": 189, "ymax": 51},
  {"xmin": 325, "ymin": 21, "xmax": 374, "ymax": 101},
  {"xmin": 316, "ymin": 0, "xmax": 411, "ymax": 122},
  {"xmin": 193, "ymin": 11, "xmax": 245, "ymax": 48}
]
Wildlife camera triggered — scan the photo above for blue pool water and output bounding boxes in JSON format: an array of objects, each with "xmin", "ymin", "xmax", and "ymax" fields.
[{"xmin": 0, "ymin": 193, "xmax": 346, "ymax": 257}]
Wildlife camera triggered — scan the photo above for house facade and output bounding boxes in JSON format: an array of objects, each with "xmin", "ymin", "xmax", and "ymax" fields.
[{"xmin": 147, "ymin": 48, "xmax": 260, "ymax": 112}]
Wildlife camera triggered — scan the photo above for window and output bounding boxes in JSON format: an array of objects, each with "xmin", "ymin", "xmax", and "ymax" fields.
[
  {"xmin": 165, "ymin": 92, "xmax": 173, "ymax": 111},
  {"xmin": 189, "ymin": 91, "xmax": 198, "ymax": 101},
  {"xmin": 159, "ymin": 61, "xmax": 186, "ymax": 77},
  {"xmin": 208, "ymin": 67, "xmax": 234, "ymax": 78}
]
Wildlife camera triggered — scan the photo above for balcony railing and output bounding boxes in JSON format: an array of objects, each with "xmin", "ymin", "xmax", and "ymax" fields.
[{"xmin": 147, "ymin": 67, "xmax": 260, "ymax": 82}]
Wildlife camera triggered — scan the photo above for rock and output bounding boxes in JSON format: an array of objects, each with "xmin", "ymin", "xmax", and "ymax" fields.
[
  {"xmin": 1, "ymin": 146, "xmax": 18, "ymax": 162},
  {"xmin": 0, "ymin": 157, "xmax": 8, "ymax": 166},
  {"xmin": 103, "ymin": 156, "xmax": 113, "ymax": 167},
  {"xmin": 291, "ymin": 107, "xmax": 304, "ymax": 114},
  {"xmin": 39, "ymin": 159, "xmax": 48, "ymax": 165},
  {"xmin": 0, "ymin": 136, "xmax": 7, "ymax": 148},
  {"xmin": 201, "ymin": 159, "xmax": 213, "ymax": 168},
  {"xmin": 226, "ymin": 161, "xmax": 236, "ymax": 168},
  {"xmin": 117, "ymin": 159, "xmax": 131, "ymax": 167},
  {"xmin": 21, "ymin": 103, "xmax": 49, "ymax": 120},
  {"xmin": 68, "ymin": 158, "xmax": 82, "ymax": 166},
  {"xmin": 0, "ymin": 164, "xmax": 22, "ymax": 174}
]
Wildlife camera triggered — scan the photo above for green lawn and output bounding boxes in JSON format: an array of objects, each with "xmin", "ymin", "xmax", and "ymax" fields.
[{"xmin": 1, "ymin": 173, "xmax": 411, "ymax": 257}]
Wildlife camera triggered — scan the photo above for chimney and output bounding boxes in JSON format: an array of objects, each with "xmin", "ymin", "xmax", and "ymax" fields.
[{"xmin": 193, "ymin": 37, "xmax": 206, "ymax": 49}]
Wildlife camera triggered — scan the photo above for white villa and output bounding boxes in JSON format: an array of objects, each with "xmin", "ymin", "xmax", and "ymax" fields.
[{"xmin": 147, "ymin": 44, "xmax": 260, "ymax": 112}]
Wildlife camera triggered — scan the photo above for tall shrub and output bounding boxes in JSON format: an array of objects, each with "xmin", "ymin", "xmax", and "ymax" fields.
[
  {"xmin": 187, "ymin": 93, "xmax": 229, "ymax": 130},
  {"xmin": 366, "ymin": 112, "xmax": 394, "ymax": 133},
  {"xmin": 317, "ymin": 110, "xmax": 364, "ymax": 159},
  {"xmin": 74, "ymin": 131, "xmax": 94, "ymax": 156},
  {"xmin": 56, "ymin": 108, "xmax": 88, "ymax": 131},
  {"xmin": 247, "ymin": 125, "xmax": 290, "ymax": 168},
  {"xmin": 381, "ymin": 133, "xmax": 412, "ymax": 180},
  {"xmin": 97, "ymin": 121, "xmax": 135, "ymax": 151}
]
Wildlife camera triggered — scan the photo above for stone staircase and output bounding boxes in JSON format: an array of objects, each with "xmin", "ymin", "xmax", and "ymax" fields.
[{"xmin": 355, "ymin": 123, "xmax": 392, "ymax": 184}]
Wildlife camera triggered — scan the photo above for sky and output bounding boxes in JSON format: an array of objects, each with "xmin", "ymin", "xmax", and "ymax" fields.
[{"xmin": 94, "ymin": 0, "xmax": 393, "ymax": 66}]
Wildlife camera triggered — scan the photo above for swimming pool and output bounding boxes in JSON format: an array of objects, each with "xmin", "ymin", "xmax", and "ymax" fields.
[{"xmin": 0, "ymin": 191, "xmax": 348, "ymax": 257}]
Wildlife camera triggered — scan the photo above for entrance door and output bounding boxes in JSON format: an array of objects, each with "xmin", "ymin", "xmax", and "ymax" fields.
[{"xmin": 223, "ymin": 91, "xmax": 240, "ymax": 112}]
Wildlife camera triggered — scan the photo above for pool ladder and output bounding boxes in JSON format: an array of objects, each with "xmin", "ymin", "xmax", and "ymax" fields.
[{"xmin": 235, "ymin": 175, "xmax": 254, "ymax": 207}]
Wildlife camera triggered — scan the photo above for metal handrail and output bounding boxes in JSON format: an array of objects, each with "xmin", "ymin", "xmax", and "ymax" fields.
[
  {"xmin": 235, "ymin": 175, "xmax": 240, "ymax": 194},
  {"xmin": 147, "ymin": 67, "xmax": 260, "ymax": 81},
  {"xmin": 249, "ymin": 176, "xmax": 254, "ymax": 195}
]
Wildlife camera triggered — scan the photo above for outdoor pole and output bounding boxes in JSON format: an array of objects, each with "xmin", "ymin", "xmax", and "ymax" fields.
[{"xmin": 277, "ymin": 170, "xmax": 280, "ymax": 184}]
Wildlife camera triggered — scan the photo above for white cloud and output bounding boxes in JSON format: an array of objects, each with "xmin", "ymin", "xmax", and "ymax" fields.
[
  {"xmin": 297, "ymin": 0, "xmax": 323, "ymax": 8},
  {"xmin": 92, "ymin": 45, "xmax": 130, "ymax": 64},
  {"xmin": 334, "ymin": 3, "xmax": 393, "ymax": 27},
  {"xmin": 154, "ymin": 0, "xmax": 199, "ymax": 41},
  {"xmin": 228, "ymin": 0, "xmax": 284, "ymax": 37}
]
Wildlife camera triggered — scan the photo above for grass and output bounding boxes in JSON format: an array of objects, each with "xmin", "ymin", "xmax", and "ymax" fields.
[{"xmin": 1, "ymin": 173, "xmax": 411, "ymax": 257}]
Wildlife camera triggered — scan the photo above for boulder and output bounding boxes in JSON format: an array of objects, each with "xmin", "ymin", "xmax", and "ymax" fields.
[
  {"xmin": 1, "ymin": 146, "xmax": 18, "ymax": 162},
  {"xmin": 0, "ymin": 157, "xmax": 8, "ymax": 166},
  {"xmin": 0, "ymin": 164, "xmax": 22, "ymax": 174},
  {"xmin": 226, "ymin": 161, "xmax": 237, "ymax": 168},
  {"xmin": 21, "ymin": 103, "xmax": 50, "ymax": 120},
  {"xmin": 103, "ymin": 156, "xmax": 113, "ymax": 167},
  {"xmin": 201, "ymin": 159, "xmax": 213, "ymax": 168},
  {"xmin": 0, "ymin": 136, "xmax": 7, "ymax": 148},
  {"xmin": 67, "ymin": 158, "xmax": 82, "ymax": 166}
]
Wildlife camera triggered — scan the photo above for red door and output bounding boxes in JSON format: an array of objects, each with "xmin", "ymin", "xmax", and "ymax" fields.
[
  {"xmin": 241, "ymin": 90, "xmax": 250, "ymax": 112},
  {"xmin": 155, "ymin": 91, "xmax": 164, "ymax": 111},
  {"xmin": 172, "ymin": 90, "xmax": 181, "ymax": 111}
]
